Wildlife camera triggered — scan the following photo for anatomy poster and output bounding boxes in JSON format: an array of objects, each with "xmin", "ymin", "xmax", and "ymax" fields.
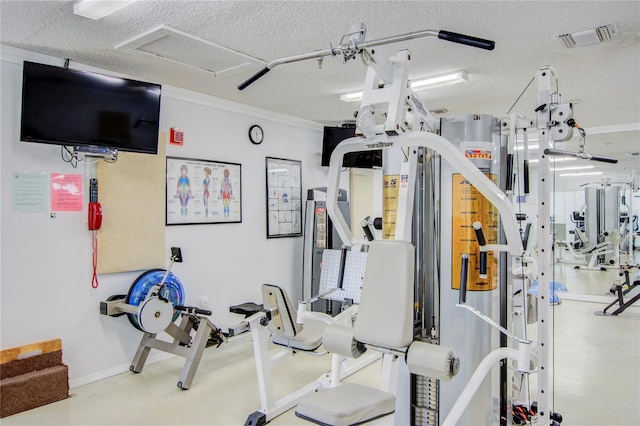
[
  {"xmin": 166, "ymin": 157, "xmax": 241, "ymax": 225},
  {"xmin": 266, "ymin": 157, "xmax": 302, "ymax": 238}
]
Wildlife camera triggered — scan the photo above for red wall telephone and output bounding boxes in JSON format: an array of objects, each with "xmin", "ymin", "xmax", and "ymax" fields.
[{"xmin": 88, "ymin": 178, "xmax": 102, "ymax": 230}]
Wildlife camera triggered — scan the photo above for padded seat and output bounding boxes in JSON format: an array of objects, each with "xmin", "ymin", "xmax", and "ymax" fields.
[
  {"xmin": 271, "ymin": 318, "xmax": 326, "ymax": 351},
  {"xmin": 295, "ymin": 240, "xmax": 416, "ymax": 426},
  {"xmin": 229, "ymin": 302, "xmax": 264, "ymax": 318},
  {"xmin": 262, "ymin": 284, "xmax": 328, "ymax": 351},
  {"xmin": 295, "ymin": 383, "xmax": 395, "ymax": 426}
]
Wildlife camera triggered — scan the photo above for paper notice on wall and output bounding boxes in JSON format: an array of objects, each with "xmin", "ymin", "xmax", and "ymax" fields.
[
  {"xmin": 12, "ymin": 172, "xmax": 47, "ymax": 213},
  {"xmin": 50, "ymin": 173, "xmax": 83, "ymax": 211}
]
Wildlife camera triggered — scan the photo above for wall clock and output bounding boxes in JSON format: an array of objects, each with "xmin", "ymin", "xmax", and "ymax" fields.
[{"xmin": 249, "ymin": 125, "xmax": 264, "ymax": 145}]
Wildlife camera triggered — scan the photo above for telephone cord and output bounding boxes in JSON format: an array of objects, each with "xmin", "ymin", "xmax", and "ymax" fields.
[{"xmin": 91, "ymin": 230, "xmax": 99, "ymax": 288}]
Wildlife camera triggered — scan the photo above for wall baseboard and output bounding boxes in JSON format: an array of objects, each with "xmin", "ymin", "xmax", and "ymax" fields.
[{"xmin": 69, "ymin": 352, "xmax": 174, "ymax": 390}]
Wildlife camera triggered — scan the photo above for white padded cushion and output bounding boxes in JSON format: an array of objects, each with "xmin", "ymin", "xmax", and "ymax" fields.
[
  {"xmin": 261, "ymin": 284, "xmax": 302, "ymax": 338},
  {"xmin": 295, "ymin": 383, "xmax": 395, "ymax": 426},
  {"xmin": 355, "ymin": 240, "xmax": 415, "ymax": 350},
  {"xmin": 270, "ymin": 318, "xmax": 326, "ymax": 351},
  {"xmin": 322, "ymin": 324, "xmax": 362, "ymax": 358}
]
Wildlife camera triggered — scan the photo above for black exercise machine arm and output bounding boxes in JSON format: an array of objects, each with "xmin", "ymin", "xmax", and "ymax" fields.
[
  {"xmin": 459, "ymin": 254, "xmax": 469, "ymax": 304},
  {"xmin": 543, "ymin": 148, "xmax": 618, "ymax": 164},
  {"xmin": 436, "ymin": 30, "xmax": 495, "ymax": 50},
  {"xmin": 175, "ymin": 305, "xmax": 212, "ymax": 316},
  {"xmin": 473, "ymin": 221, "xmax": 488, "ymax": 278}
]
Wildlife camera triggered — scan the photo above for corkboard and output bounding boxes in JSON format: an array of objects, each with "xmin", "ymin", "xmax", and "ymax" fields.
[{"xmin": 96, "ymin": 133, "xmax": 166, "ymax": 273}]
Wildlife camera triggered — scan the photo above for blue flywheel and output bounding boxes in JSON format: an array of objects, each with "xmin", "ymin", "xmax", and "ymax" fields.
[{"xmin": 126, "ymin": 268, "xmax": 185, "ymax": 331}]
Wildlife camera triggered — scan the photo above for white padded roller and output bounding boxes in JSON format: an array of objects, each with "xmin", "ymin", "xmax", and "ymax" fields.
[
  {"xmin": 322, "ymin": 324, "xmax": 363, "ymax": 359},
  {"xmin": 406, "ymin": 341, "xmax": 459, "ymax": 381}
]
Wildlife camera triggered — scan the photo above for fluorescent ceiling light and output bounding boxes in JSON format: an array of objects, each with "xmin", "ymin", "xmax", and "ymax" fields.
[
  {"xmin": 73, "ymin": 0, "xmax": 136, "ymax": 20},
  {"xmin": 552, "ymin": 165, "xmax": 594, "ymax": 172},
  {"xmin": 410, "ymin": 70, "xmax": 468, "ymax": 90},
  {"xmin": 340, "ymin": 91, "xmax": 365, "ymax": 102},
  {"xmin": 515, "ymin": 144, "xmax": 539, "ymax": 151},
  {"xmin": 559, "ymin": 171, "xmax": 603, "ymax": 177},
  {"xmin": 529, "ymin": 158, "xmax": 576, "ymax": 164},
  {"xmin": 340, "ymin": 70, "xmax": 467, "ymax": 102}
]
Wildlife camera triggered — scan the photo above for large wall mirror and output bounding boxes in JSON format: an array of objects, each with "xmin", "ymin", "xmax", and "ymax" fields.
[{"xmin": 521, "ymin": 126, "xmax": 639, "ymax": 300}]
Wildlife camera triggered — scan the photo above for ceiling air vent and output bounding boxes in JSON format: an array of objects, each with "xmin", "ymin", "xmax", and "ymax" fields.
[
  {"xmin": 115, "ymin": 25, "xmax": 264, "ymax": 78},
  {"xmin": 557, "ymin": 23, "xmax": 619, "ymax": 49}
]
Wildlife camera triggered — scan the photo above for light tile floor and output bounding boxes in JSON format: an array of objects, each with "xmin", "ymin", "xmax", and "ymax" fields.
[{"xmin": 3, "ymin": 266, "xmax": 639, "ymax": 425}]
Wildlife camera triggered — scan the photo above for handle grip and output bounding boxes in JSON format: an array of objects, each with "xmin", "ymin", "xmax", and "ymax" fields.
[
  {"xmin": 337, "ymin": 246, "xmax": 348, "ymax": 289},
  {"xmin": 523, "ymin": 159, "xmax": 530, "ymax": 194},
  {"xmin": 472, "ymin": 222, "xmax": 488, "ymax": 278},
  {"xmin": 588, "ymin": 155, "xmax": 618, "ymax": 164},
  {"xmin": 543, "ymin": 148, "xmax": 618, "ymax": 164},
  {"xmin": 472, "ymin": 222, "xmax": 487, "ymax": 246},
  {"xmin": 238, "ymin": 66, "xmax": 271, "ymax": 90},
  {"xmin": 438, "ymin": 30, "xmax": 495, "ymax": 51},
  {"xmin": 459, "ymin": 254, "xmax": 469, "ymax": 304},
  {"xmin": 505, "ymin": 154, "xmax": 514, "ymax": 192},
  {"xmin": 175, "ymin": 305, "xmax": 212, "ymax": 316}
]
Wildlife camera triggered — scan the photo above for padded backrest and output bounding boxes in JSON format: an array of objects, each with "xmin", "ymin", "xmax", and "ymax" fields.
[
  {"xmin": 354, "ymin": 240, "xmax": 415, "ymax": 350},
  {"xmin": 575, "ymin": 228, "xmax": 589, "ymax": 244},
  {"xmin": 261, "ymin": 284, "xmax": 302, "ymax": 338}
]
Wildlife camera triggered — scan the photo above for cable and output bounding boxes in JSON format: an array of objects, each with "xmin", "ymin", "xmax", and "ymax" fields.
[
  {"xmin": 506, "ymin": 76, "xmax": 535, "ymax": 116},
  {"xmin": 61, "ymin": 146, "xmax": 78, "ymax": 168},
  {"xmin": 91, "ymin": 230, "xmax": 99, "ymax": 288}
]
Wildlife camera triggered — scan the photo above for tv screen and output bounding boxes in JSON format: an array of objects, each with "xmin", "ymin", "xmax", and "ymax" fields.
[
  {"xmin": 20, "ymin": 61, "xmax": 161, "ymax": 154},
  {"xmin": 321, "ymin": 126, "xmax": 382, "ymax": 168}
]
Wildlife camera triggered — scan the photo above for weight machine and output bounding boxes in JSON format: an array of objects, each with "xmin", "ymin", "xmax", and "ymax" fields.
[{"xmin": 238, "ymin": 21, "xmax": 620, "ymax": 425}]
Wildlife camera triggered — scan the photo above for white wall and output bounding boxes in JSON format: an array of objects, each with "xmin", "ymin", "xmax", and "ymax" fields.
[{"xmin": 0, "ymin": 47, "xmax": 330, "ymax": 387}]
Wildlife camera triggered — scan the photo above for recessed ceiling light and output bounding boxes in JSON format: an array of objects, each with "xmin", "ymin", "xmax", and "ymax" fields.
[{"xmin": 73, "ymin": 0, "xmax": 136, "ymax": 20}]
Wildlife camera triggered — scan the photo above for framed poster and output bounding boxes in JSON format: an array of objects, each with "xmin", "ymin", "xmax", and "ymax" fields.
[
  {"xmin": 166, "ymin": 156, "xmax": 241, "ymax": 225},
  {"xmin": 266, "ymin": 157, "xmax": 302, "ymax": 238}
]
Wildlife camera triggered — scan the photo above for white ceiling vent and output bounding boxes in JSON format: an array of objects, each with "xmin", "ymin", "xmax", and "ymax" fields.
[
  {"xmin": 557, "ymin": 23, "xmax": 619, "ymax": 49},
  {"xmin": 115, "ymin": 25, "xmax": 264, "ymax": 78}
]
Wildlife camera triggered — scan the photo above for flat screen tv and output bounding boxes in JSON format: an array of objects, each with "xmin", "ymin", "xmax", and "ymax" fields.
[
  {"xmin": 20, "ymin": 61, "xmax": 161, "ymax": 154},
  {"xmin": 321, "ymin": 126, "xmax": 382, "ymax": 168}
]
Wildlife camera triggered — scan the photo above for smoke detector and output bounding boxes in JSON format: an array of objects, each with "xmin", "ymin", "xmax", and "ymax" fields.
[{"xmin": 557, "ymin": 23, "xmax": 619, "ymax": 49}]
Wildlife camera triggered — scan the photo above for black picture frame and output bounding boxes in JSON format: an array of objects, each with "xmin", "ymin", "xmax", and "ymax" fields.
[
  {"xmin": 166, "ymin": 156, "xmax": 242, "ymax": 225},
  {"xmin": 266, "ymin": 157, "xmax": 302, "ymax": 238}
]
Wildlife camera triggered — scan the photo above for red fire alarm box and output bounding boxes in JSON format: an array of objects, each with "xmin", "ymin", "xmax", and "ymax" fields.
[{"xmin": 170, "ymin": 127, "xmax": 184, "ymax": 146}]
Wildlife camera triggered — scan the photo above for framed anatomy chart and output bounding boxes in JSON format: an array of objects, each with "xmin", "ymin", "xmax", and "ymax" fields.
[
  {"xmin": 166, "ymin": 156, "xmax": 242, "ymax": 225},
  {"xmin": 266, "ymin": 157, "xmax": 302, "ymax": 238}
]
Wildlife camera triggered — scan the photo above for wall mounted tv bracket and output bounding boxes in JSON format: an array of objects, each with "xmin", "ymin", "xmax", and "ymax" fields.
[{"xmin": 73, "ymin": 145, "xmax": 118, "ymax": 162}]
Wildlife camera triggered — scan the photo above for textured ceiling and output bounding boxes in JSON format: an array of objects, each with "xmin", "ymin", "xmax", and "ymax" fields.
[{"xmin": 1, "ymin": 0, "xmax": 639, "ymax": 181}]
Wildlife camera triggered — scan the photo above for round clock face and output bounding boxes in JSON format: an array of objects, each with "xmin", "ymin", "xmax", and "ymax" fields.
[{"xmin": 249, "ymin": 125, "xmax": 264, "ymax": 144}]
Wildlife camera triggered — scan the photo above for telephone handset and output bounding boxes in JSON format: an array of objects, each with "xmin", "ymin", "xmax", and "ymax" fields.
[{"xmin": 88, "ymin": 178, "xmax": 102, "ymax": 230}]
